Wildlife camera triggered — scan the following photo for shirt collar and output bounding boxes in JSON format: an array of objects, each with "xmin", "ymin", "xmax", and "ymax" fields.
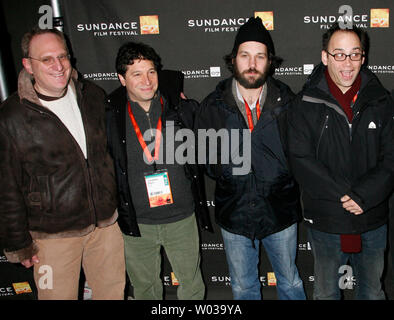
[{"xmin": 235, "ymin": 81, "xmax": 265, "ymax": 109}]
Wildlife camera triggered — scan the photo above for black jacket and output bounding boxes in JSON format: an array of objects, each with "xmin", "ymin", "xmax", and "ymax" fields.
[
  {"xmin": 288, "ymin": 63, "xmax": 394, "ymax": 234},
  {"xmin": 196, "ymin": 76, "xmax": 301, "ymax": 240},
  {"xmin": 106, "ymin": 86, "xmax": 213, "ymax": 237}
]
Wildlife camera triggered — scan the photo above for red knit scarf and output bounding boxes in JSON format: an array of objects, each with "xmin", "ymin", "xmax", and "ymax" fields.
[
  {"xmin": 325, "ymin": 69, "xmax": 361, "ymax": 123},
  {"xmin": 325, "ymin": 69, "xmax": 362, "ymax": 253}
]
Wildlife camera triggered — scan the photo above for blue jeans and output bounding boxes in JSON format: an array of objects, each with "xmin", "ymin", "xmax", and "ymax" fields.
[
  {"xmin": 308, "ymin": 224, "xmax": 387, "ymax": 300},
  {"xmin": 221, "ymin": 223, "xmax": 306, "ymax": 300}
]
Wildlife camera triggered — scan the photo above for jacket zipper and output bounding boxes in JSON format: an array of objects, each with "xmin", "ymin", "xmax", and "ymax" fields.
[
  {"xmin": 249, "ymin": 172, "xmax": 256, "ymax": 247},
  {"xmin": 350, "ymin": 110, "xmax": 361, "ymax": 140},
  {"xmin": 75, "ymin": 87, "xmax": 98, "ymax": 226},
  {"xmin": 85, "ymin": 160, "xmax": 97, "ymax": 224},
  {"xmin": 316, "ymin": 114, "xmax": 329, "ymax": 158}
]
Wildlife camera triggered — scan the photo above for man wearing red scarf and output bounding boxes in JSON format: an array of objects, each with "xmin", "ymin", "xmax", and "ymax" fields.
[{"xmin": 288, "ymin": 23, "xmax": 394, "ymax": 299}]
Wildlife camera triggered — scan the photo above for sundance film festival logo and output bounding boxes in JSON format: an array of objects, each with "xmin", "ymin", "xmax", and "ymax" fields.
[
  {"xmin": 370, "ymin": 8, "xmax": 389, "ymax": 28},
  {"xmin": 162, "ymin": 273, "xmax": 179, "ymax": 286},
  {"xmin": 368, "ymin": 65, "xmax": 394, "ymax": 74},
  {"xmin": 275, "ymin": 64, "xmax": 314, "ymax": 76},
  {"xmin": 304, "ymin": 5, "xmax": 369, "ymax": 29},
  {"xmin": 255, "ymin": 11, "xmax": 274, "ymax": 30},
  {"xmin": 140, "ymin": 15, "xmax": 160, "ymax": 34},
  {"xmin": 76, "ymin": 21, "xmax": 139, "ymax": 36},
  {"xmin": 211, "ymin": 275, "xmax": 232, "ymax": 286},
  {"xmin": 211, "ymin": 275, "xmax": 274, "ymax": 287},
  {"xmin": 83, "ymin": 72, "xmax": 118, "ymax": 81},
  {"xmin": 75, "ymin": 15, "xmax": 159, "ymax": 37},
  {"xmin": 182, "ymin": 67, "xmax": 221, "ymax": 79},
  {"xmin": 303, "ymin": 64, "xmax": 314, "ymax": 75},
  {"xmin": 275, "ymin": 66, "xmax": 303, "ymax": 76},
  {"xmin": 12, "ymin": 282, "xmax": 32, "ymax": 295},
  {"xmin": 298, "ymin": 241, "xmax": 312, "ymax": 251},
  {"xmin": 201, "ymin": 242, "xmax": 224, "ymax": 251},
  {"xmin": 267, "ymin": 272, "xmax": 277, "ymax": 286},
  {"xmin": 0, "ymin": 286, "xmax": 14, "ymax": 297},
  {"xmin": 187, "ymin": 12, "xmax": 274, "ymax": 33},
  {"xmin": 187, "ymin": 17, "xmax": 249, "ymax": 33}
]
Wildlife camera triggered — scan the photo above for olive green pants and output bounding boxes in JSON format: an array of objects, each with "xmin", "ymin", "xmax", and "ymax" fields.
[{"xmin": 123, "ymin": 213, "xmax": 205, "ymax": 300}]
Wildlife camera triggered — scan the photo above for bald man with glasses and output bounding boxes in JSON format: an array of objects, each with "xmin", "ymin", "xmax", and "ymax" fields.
[
  {"xmin": 0, "ymin": 27, "xmax": 125, "ymax": 300},
  {"xmin": 288, "ymin": 23, "xmax": 394, "ymax": 300}
]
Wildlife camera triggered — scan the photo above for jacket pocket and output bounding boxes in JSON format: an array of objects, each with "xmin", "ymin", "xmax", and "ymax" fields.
[
  {"xmin": 27, "ymin": 175, "xmax": 52, "ymax": 212},
  {"xmin": 267, "ymin": 178, "xmax": 300, "ymax": 211}
]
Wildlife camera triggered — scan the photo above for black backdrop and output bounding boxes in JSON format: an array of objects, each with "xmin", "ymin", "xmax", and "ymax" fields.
[{"xmin": 0, "ymin": 0, "xmax": 393, "ymax": 300}]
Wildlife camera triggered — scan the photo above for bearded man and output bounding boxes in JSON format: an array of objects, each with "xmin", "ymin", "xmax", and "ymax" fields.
[{"xmin": 195, "ymin": 17, "xmax": 306, "ymax": 300}]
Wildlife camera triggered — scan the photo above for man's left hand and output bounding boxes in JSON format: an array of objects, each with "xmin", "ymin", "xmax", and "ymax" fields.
[{"xmin": 341, "ymin": 195, "xmax": 363, "ymax": 215}]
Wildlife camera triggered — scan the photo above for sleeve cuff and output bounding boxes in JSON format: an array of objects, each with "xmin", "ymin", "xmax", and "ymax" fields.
[{"xmin": 4, "ymin": 242, "xmax": 39, "ymax": 263}]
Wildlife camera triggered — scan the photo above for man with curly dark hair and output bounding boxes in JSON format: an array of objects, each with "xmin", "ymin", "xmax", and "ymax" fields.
[{"xmin": 106, "ymin": 41, "xmax": 212, "ymax": 300}]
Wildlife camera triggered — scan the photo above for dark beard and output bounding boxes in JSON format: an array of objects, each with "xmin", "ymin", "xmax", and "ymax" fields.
[{"xmin": 233, "ymin": 65, "xmax": 268, "ymax": 89}]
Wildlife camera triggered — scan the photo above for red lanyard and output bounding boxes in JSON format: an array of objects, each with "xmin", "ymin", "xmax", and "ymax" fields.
[
  {"xmin": 127, "ymin": 97, "xmax": 163, "ymax": 163},
  {"xmin": 243, "ymin": 98, "xmax": 261, "ymax": 132},
  {"xmin": 352, "ymin": 92, "xmax": 358, "ymax": 106}
]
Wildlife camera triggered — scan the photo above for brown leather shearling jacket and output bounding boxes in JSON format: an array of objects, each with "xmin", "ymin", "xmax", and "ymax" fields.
[{"xmin": 0, "ymin": 69, "xmax": 118, "ymax": 263}]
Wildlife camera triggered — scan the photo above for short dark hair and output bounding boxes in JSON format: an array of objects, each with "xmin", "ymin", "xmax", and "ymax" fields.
[
  {"xmin": 322, "ymin": 22, "xmax": 369, "ymax": 53},
  {"xmin": 115, "ymin": 42, "xmax": 162, "ymax": 76},
  {"xmin": 223, "ymin": 47, "xmax": 283, "ymax": 76},
  {"xmin": 21, "ymin": 26, "xmax": 68, "ymax": 58}
]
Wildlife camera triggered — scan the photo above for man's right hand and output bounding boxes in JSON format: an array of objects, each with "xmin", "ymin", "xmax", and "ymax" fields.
[{"xmin": 21, "ymin": 255, "xmax": 39, "ymax": 268}]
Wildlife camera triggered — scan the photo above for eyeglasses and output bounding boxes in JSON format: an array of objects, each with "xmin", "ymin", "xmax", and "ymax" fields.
[
  {"xmin": 28, "ymin": 54, "xmax": 71, "ymax": 66},
  {"xmin": 326, "ymin": 51, "xmax": 364, "ymax": 61}
]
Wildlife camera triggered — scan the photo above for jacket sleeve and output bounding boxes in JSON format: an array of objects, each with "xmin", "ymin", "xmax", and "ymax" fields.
[
  {"xmin": 194, "ymin": 97, "xmax": 223, "ymax": 180},
  {"xmin": 0, "ymin": 126, "xmax": 38, "ymax": 263},
  {"xmin": 287, "ymin": 98, "xmax": 350, "ymax": 201},
  {"xmin": 174, "ymin": 98, "xmax": 214, "ymax": 233},
  {"xmin": 348, "ymin": 96, "xmax": 394, "ymax": 211}
]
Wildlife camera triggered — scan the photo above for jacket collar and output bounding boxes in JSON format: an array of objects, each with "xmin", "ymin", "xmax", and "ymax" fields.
[
  {"xmin": 17, "ymin": 68, "xmax": 79, "ymax": 106},
  {"xmin": 216, "ymin": 76, "xmax": 291, "ymax": 116},
  {"xmin": 303, "ymin": 62, "xmax": 388, "ymax": 103},
  {"xmin": 107, "ymin": 86, "xmax": 170, "ymax": 115},
  {"xmin": 215, "ymin": 77, "xmax": 237, "ymax": 112}
]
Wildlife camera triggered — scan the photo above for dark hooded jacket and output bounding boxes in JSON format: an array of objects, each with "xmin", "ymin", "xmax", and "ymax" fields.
[
  {"xmin": 288, "ymin": 63, "xmax": 394, "ymax": 234},
  {"xmin": 196, "ymin": 76, "xmax": 301, "ymax": 240}
]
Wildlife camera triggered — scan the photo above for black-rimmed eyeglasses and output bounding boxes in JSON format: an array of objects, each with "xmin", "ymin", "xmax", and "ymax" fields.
[{"xmin": 326, "ymin": 51, "xmax": 364, "ymax": 61}]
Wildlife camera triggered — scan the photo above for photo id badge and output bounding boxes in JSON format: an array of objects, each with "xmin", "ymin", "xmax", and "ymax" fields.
[{"xmin": 144, "ymin": 170, "xmax": 174, "ymax": 208}]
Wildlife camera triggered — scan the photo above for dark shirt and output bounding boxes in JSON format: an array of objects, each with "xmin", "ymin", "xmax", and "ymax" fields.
[{"xmin": 125, "ymin": 95, "xmax": 194, "ymax": 224}]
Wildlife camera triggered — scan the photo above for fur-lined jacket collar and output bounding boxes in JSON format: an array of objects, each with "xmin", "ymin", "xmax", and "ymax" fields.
[{"xmin": 17, "ymin": 68, "xmax": 79, "ymax": 106}]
